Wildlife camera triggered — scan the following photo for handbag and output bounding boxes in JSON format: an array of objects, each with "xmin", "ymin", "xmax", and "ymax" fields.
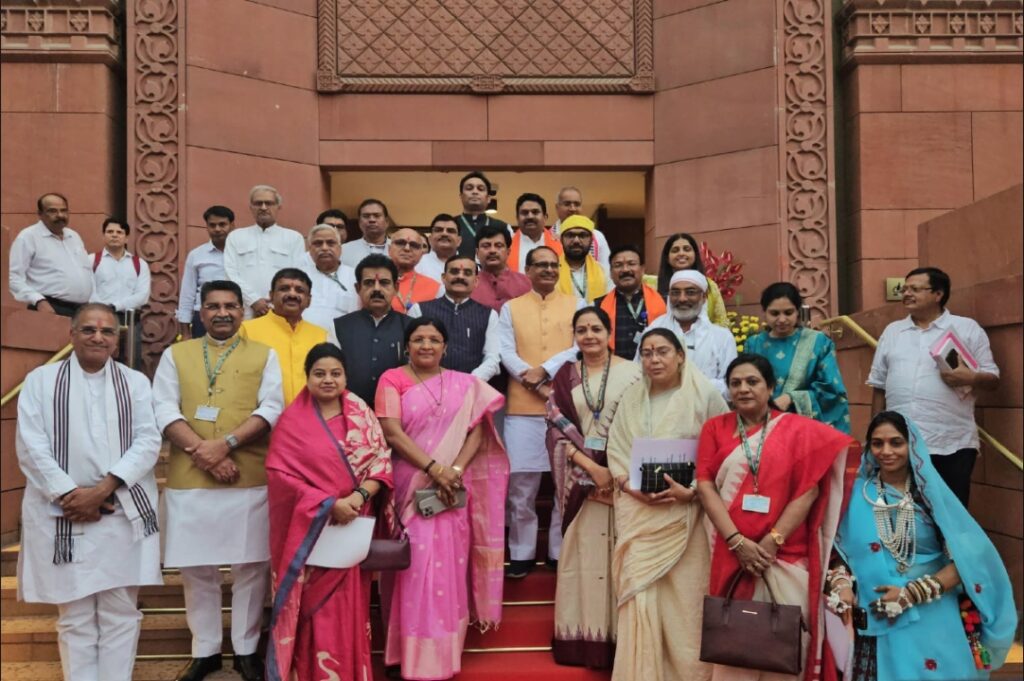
[
  {"xmin": 639, "ymin": 461, "xmax": 694, "ymax": 493},
  {"xmin": 360, "ymin": 504, "xmax": 410, "ymax": 571},
  {"xmin": 700, "ymin": 569, "xmax": 806, "ymax": 674}
]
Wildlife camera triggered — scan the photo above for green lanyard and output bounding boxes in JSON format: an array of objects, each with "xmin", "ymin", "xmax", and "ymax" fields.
[
  {"xmin": 625, "ymin": 294, "xmax": 645, "ymax": 322},
  {"xmin": 459, "ymin": 214, "xmax": 486, "ymax": 240},
  {"xmin": 738, "ymin": 412, "xmax": 770, "ymax": 493},
  {"xmin": 328, "ymin": 271, "xmax": 347, "ymax": 291},
  {"xmin": 580, "ymin": 355, "xmax": 611, "ymax": 421},
  {"xmin": 202, "ymin": 336, "xmax": 241, "ymax": 398}
]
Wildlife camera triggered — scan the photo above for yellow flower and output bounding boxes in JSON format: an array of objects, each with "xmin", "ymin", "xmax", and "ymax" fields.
[{"xmin": 737, "ymin": 344, "xmax": 744, "ymax": 352}]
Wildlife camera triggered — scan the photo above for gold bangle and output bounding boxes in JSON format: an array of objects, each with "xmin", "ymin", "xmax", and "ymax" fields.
[{"xmin": 451, "ymin": 464, "xmax": 464, "ymax": 476}]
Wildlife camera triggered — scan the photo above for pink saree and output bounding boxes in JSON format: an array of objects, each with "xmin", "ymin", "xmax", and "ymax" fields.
[
  {"xmin": 375, "ymin": 368, "xmax": 507, "ymax": 681},
  {"xmin": 266, "ymin": 388, "xmax": 392, "ymax": 681}
]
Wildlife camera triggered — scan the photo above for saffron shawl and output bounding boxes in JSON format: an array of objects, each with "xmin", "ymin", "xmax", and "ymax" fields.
[
  {"xmin": 265, "ymin": 387, "xmax": 392, "ymax": 681},
  {"xmin": 598, "ymin": 284, "xmax": 667, "ymax": 352},
  {"xmin": 507, "ymin": 228, "xmax": 562, "ymax": 272}
]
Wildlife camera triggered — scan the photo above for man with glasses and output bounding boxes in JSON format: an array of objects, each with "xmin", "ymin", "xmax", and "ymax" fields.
[
  {"xmin": 498, "ymin": 246, "xmax": 583, "ymax": 578},
  {"xmin": 300, "ymin": 224, "xmax": 358, "ymax": 332},
  {"xmin": 388, "ymin": 227, "xmax": 441, "ymax": 312},
  {"xmin": 333, "ymin": 254, "xmax": 413, "ymax": 408},
  {"xmin": 549, "ymin": 186, "xmax": 611, "ymax": 277},
  {"xmin": 153, "ymin": 280, "xmax": 284, "ymax": 681},
  {"xmin": 556, "ymin": 215, "xmax": 611, "ymax": 303},
  {"xmin": 644, "ymin": 270, "xmax": 736, "ymax": 397},
  {"xmin": 9, "ymin": 192, "xmax": 93, "ymax": 316},
  {"xmin": 415, "ymin": 213, "xmax": 462, "ymax": 280},
  {"xmin": 868, "ymin": 266, "xmax": 1000, "ymax": 507},
  {"xmin": 16, "ymin": 303, "xmax": 162, "ymax": 681},
  {"xmin": 224, "ymin": 185, "xmax": 305, "ymax": 319},
  {"xmin": 341, "ymin": 198, "xmax": 391, "ymax": 268},
  {"xmin": 595, "ymin": 244, "xmax": 666, "ymax": 359}
]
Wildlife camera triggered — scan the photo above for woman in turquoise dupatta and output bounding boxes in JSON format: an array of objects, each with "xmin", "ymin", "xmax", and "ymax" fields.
[
  {"xmin": 745, "ymin": 282, "xmax": 851, "ymax": 433},
  {"xmin": 828, "ymin": 411, "xmax": 1016, "ymax": 680}
]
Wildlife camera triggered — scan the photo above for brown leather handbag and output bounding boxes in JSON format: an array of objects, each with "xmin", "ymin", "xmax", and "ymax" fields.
[
  {"xmin": 700, "ymin": 569, "xmax": 806, "ymax": 675},
  {"xmin": 360, "ymin": 500, "xmax": 410, "ymax": 571}
]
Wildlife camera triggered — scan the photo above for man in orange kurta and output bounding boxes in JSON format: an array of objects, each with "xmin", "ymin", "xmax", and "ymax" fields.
[{"xmin": 388, "ymin": 227, "xmax": 441, "ymax": 312}]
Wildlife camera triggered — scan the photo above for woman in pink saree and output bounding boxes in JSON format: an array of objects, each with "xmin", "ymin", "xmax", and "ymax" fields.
[
  {"xmin": 375, "ymin": 317, "xmax": 508, "ymax": 681},
  {"xmin": 266, "ymin": 343, "xmax": 393, "ymax": 681}
]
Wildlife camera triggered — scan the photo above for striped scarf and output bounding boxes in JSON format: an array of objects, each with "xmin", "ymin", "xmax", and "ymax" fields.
[{"xmin": 52, "ymin": 359, "xmax": 159, "ymax": 564}]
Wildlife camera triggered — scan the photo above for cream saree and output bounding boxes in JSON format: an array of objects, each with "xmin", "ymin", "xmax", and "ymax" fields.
[{"xmin": 606, "ymin": 364, "xmax": 729, "ymax": 681}]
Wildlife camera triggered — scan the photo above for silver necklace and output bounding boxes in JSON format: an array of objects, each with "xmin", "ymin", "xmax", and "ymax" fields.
[{"xmin": 863, "ymin": 474, "xmax": 916, "ymax": 573}]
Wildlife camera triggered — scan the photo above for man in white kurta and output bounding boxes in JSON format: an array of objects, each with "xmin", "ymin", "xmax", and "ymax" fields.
[
  {"xmin": 152, "ymin": 280, "xmax": 283, "ymax": 681},
  {"xmin": 16, "ymin": 303, "xmax": 162, "ymax": 681},
  {"xmin": 223, "ymin": 185, "xmax": 305, "ymax": 320},
  {"xmin": 300, "ymin": 223, "xmax": 358, "ymax": 331},
  {"xmin": 644, "ymin": 270, "xmax": 737, "ymax": 397}
]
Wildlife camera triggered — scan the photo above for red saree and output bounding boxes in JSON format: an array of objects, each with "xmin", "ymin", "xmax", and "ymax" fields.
[{"xmin": 266, "ymin": 388, "xmax": 392, "ymax": 681}]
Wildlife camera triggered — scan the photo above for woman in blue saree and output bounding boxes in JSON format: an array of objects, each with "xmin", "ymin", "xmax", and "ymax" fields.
[
  {"xmin": 745, "ymin": 282, "xmax": 851, "ymax": 433},
  {"xmin": 827, "ymin": 411, "xmax": 1016, "ymax": 680}
]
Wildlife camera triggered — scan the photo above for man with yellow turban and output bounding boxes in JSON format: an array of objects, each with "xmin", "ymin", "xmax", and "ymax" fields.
[{"xmin": 557, "ymin": 215, "xmax": 612, "ymax": 303}]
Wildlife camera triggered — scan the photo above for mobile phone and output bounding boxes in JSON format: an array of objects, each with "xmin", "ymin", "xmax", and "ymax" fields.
[
  {"xmin": 945, "ymin": 348, "xmax": 960, "ymax": 370},
  {"xmin": 414, "ymin": 488, "xmax": 467, "ymax": 518},
  {"xmin": 853, "ymin": 606, "xmax": 868, "ymax": 631}
]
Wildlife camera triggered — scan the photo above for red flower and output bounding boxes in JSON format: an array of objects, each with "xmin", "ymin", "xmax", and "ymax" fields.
[
  {"xmin": 924, "ymin": 659, "xmax": 938, "ymax": 670},
  {"xmin": 974, "ymin": 583, "xmax": 983, "ymax": 593},
  {"xmin": 870, "ymin": 542, "xmax": 881, "ymax": 552}
]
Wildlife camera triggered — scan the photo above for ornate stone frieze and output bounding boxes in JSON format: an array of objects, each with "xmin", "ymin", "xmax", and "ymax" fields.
[
  {"xmin": 839, "ymin": 0, "xmax": 1024, "ymax": 65},
  {"xmin": 127, "ymin": 0, "xmax": 182, "ymax": 372},
  {"xmin": 779, "ymin": 0, "xmax": 838, "ymax": 318},
  {"xmin": 317, "ymin": 0, "xmax": 654, "ymax": 93},
  {"xmin": 0, "ymin": 0, "xmax": 121, "ymax": 64}
]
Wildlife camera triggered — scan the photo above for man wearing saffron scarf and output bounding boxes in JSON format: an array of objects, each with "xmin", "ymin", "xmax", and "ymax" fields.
[
  {"xmin": 507, "ymin": 192, "xmax": 562, "ymax": 273},
  {"xmin": 16, "ymin": 303, "xmax": 162, "ymax": 681},
  {"xmin": 389, "ymin": 227, "xmax": 441, "ymax": 312},
  {"xmin": 550, "ymin": 186, "xmax": 611, "ymax": 277},
  {"xmin": 153, "ymin": 280, "xmax": 284, "ymax": 681},
  {"xmin": 595, "ymin": 244, "xmax": 666, "ymax": 359},
  {"xmin": 557, "ymin": 215, "xmax": 611, "ymax": 303}
]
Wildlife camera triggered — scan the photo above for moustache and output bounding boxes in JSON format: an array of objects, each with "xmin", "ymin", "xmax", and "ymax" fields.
[
  {"xmin": 212, "ymin": 316, "xmax": 234, "ymax": 324},
  {"xmin": 282, "ymin": 297, "xmax": 301, "ymax": 304},
  {"xmin": 451, "ymin": 279, "xmax": 469, "ymax": 287},
  {"xmin": 369, "ymin": 292, "xmax": 387, "ymax": 300}
]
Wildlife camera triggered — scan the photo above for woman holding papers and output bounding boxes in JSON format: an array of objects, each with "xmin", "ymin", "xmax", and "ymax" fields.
[
  {"xmin": 375, "ymin": 317, "xmax": 507, "ymax": 681},
  {"xmin": 545, "ymin": 306, "xmax": 642, "ymax": 668},
  {"xmin": 696, "ymin": 353, "xmax": 857, "ymax": 680},
  {"xmin": 605, "ymin": 328, "xmax": 729, "ymax": 681},
  {"xmin": 266, "ymin": 343, "xmax": 393, "ymax": 681},
  {"xmin": 744, "ymin": 282, "xmax": 851, "ymax": 433},
  {"xmin": 827, "ymin": 410, "xmax": 1016, "ymax": 681}
]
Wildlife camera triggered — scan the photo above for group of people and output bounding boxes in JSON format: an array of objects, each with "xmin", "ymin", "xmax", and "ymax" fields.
[{"xmin": 10, "ymin": 174, "xmax": 1016, "ymax": 681}]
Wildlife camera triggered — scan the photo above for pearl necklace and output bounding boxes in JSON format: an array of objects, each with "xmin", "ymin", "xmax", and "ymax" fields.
[{"xmin": 863, "ymin": 474, "xmax": 917, "ymax": 574}]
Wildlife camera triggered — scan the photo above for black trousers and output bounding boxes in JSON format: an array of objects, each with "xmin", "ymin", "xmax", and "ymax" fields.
[
  {"xmin": 930, "ymin": 448, "xmax": 978, "ymax": 508},
  {"xmin": 28, "ymin": 296, "xmax": 80, "ymax": 317},
  {"xmin": 190, "ymin": 310, "xmax": 207, "ymax": 338}
]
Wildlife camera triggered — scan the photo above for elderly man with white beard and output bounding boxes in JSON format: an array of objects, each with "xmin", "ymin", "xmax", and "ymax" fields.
[{"xmin": 642, "ymin": 270, "xmax": 736, "ymax": 397}]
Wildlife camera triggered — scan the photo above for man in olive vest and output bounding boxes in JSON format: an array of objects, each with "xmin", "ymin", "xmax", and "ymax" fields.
[
  {"xmin": 153, "ymin": 280, "xmax": 284, "ymax": 681},
  {"xmin": 497, "ymin": 246, "xmax": 582, "ymax": 578}
]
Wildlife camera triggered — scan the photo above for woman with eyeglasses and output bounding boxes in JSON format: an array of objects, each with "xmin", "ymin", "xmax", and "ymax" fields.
[
  {"xmin": 744, "ymin": 282, "xmax": 851, "ymax": 433},
  {"xmin": 605, "ymin": 328, "xmax": 729, "ymax": 681},
  {"xmin": 655, "ymin": 233, "xmax": 729, "ymax": 327},
  {"xmin": 375, "ymin": 317, "xmax": 508, "ymax": 681},
  {"xmin": 545, "ymin": 306, "xmax": 643, "ymax": 669}
]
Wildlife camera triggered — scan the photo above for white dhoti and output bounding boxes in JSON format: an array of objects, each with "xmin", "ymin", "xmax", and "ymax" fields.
[
  {"xmin": 162, "ymin": 486, "xmax": 270, "ymax": 657},
  {"xmin": 504, "ymin": 415, "xmax": 562, "ymax": 561},
  {"xmin": 57, "ymin": 586, "xmax": 141, "ymax": 681}
]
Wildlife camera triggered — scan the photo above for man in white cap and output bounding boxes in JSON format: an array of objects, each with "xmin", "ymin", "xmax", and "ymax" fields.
[{"xmin": 644, "ymin": 270, "xmax": 736, "ymax": 396}]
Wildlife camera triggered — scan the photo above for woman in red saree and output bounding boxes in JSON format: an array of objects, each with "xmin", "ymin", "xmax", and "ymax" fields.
[
  {"xmin": 697, "ymin": 353, "xmax": 858, "ymax": 681},
  {"xmin": 266, "ymin": 343, "xmax": 393, "ymax": 681}
]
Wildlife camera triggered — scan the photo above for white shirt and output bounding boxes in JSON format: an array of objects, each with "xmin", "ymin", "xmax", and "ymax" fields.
[
  {"xmin": 223, "ymin": 224, "xmax": 306, "ymax": 313},
  {"xmin": 867, "ymin": 310, "xmax": 999, "ymax": 455},
  {"xmin": 645, "ymin": 311, "xmax": 738, "ymax": 397},
  {"xmin": 176, "ymin": 242, "xmax": 226, "ymax": 322},
  {"xmin": 415, "ymin": 251, "xmax": 449, "ymax": 281},
  {"xmin": 498, "ymin": 294, "xmax": 586, "ymax": 381},
  {"xmin": 407, "ymin": 296, "xmax": 502, "ymax": 382},
  {"xmin": 340, "ymin": 237, "xmax": 390, "ymax": 269},
  {"xmin": 552, "ymin": 218, "xmax": 612, "ymax": 277},
  {"xmin": 301, "ymin": 262, "xmax": 359, "ymax": 332},
  {"xmin": 8, "ymin": 221, "xmax": 93, "ymax": 304},
  {"xmin": 512, "ymin": 230, "xmax": 552, "ymax": 273},
  {"xmin": 89, "ymin": 249, "xmax": 151, "ymax": 311}
]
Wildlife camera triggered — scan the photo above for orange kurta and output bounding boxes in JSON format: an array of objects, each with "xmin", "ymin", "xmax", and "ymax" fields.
[{"xmin": 392, "ymin": 271, "xmax": 441, "ymax": 312}]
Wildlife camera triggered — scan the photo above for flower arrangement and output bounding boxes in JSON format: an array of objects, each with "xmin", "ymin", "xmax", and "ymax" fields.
[
  {"xmin": 699, "ymin": 243, "xmax": 744, "ymax": 301},
  {"xmin": 727, "ymin": 310, "xmax": 762, "ymax": 352}
]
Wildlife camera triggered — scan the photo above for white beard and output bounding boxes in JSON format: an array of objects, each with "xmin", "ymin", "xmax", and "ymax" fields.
[{"xmin": 672, "ymin": 303, "xmax": 704, "ymax": 323}]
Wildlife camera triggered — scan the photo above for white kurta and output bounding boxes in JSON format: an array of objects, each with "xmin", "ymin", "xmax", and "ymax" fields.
[
  {"xmin": 645, "ymin": 312, "xmax": 738, "ymax": 397},
  {"xmin": 300, "ymin": 261, "xmax": 359, "ymax": 331},
  {"xmin": 152, "ymin": 343, "xmax": 284, "ymax": 567},
  {"xmin": 16, "ymin": 357, "xmax": 163, "ymax": 604},
  {"xmin": 340, "ymin": 237, "xmax": 390, "ymax": 269},
  {"xmin": 223, "ymin": 224, "xmax": 306, "ymax": 314}
]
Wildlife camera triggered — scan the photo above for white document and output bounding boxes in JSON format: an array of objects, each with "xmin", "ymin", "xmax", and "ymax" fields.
[
  {"xmin": 306, "ymin": 516, "xmax": 375, "ymax": 569},
  {"xmin": 628, "ymin": 438, "xmax": 698, "ymax": 489}
]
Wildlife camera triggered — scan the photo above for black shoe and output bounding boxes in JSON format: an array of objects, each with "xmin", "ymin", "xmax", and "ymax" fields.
[
  {"xmin": 505, "ymin": 559, "xmax": 534, "ymax": 579},
  {"xmin": 233, "ymin": 653, "xmax": 266, "ymax": 681},
  {"xmin": 174, "ymin": 654, "xmax": 222, "ymax": 681},
  {"xmin": 545, "ymin": 558, "xmax": 559, "ymax": 571}
]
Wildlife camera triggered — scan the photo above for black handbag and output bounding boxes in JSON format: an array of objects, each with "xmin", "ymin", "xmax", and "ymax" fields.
[
  {"xmin": 639, "ymin": 461, "xmax": 695, "ymax": 493},
  {"xmin": 700, "ymin": 570, "xmax": 806, "ymax": 674}
]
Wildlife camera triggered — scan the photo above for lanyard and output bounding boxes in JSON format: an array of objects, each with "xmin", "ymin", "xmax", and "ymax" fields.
[
  {"xmin": 400, "ymin": 273, "xmax": 418, "ymax": 310},
  {"xmin": 202, "ymin": 336, "xmax": 241, "ymax": 397},
  {"xmin": 738, "ymin": 412, "xmax": 770, "ymax": 493},
  {"xmin": 327, "ymin": 271, "xmax": 347, "ymax": 291},
  {"xmin": 580, "ymin": 355, "xmax": 611, "ymax": 421},
  {"xmin": 571, "ymin": 267, "xmax": 587, "ymax": 298},
  {"xmin": 459, "ymin": 214, "xmax": 487, "ymax": 240},
  {"xmin": 624, "ymin": 292, "xmax": 648, "ymax": 326}
]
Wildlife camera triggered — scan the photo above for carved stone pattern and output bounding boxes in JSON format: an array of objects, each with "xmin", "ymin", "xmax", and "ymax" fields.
[
  {"xmin": 130, "ymin": 0, "xmax": 181, "ymax": 372},
  {"xmin": 0, "ymin": 2, "xmax": 121, "ymax": 63},
  {"xmin": 782, "ymin": 0, "xmax": 834, "ymax": 318},
  {"xmin": 839, "ymin": 0, "xmax": 1024, "ymax": 64},
  {"xmin": 318, "ymin": 0, "xmax": 654, "ymax": 93}
]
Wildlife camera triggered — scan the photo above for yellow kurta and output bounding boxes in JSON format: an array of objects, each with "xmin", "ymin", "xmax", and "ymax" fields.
[{"xmin": 241, "ymin": 311, "xmax": 326, "ymax": 404}]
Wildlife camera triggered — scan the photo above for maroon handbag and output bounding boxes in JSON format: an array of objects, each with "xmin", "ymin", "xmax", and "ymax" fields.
[
  {"xmin": 700, "ymin": 569, "xmax": 806, "ymax": 675},
  {"xmin": 359, "ymin": 502, "xmax": 410, "ymax": 572}
]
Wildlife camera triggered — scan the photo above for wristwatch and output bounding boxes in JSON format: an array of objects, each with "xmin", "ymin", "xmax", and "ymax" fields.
[
  {"xmin": 224, "ymin": 434, "xmax": 240, "ymax": 450},
  {"xmin": 354, "ymin": 487, "xmax": 371, "ymax": 504},
  {"xmin": 769, "ymin": 527, "xmax": 786, "ymax": 546}
]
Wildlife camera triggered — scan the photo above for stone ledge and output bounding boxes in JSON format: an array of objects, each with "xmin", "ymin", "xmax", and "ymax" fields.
[{"xmin": 0, "ymin": 1, "xmax": 121, "ymax": 66}]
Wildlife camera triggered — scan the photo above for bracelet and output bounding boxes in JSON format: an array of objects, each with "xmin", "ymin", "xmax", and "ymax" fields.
[
  {"xmin": 423, "ymin": 459, "xmax": 437, "ymax": 474},
  {"xmin": 724, "ymin": 531, "xmax": 741, "ymax": 544},
  {"xmin": 451, "ymin": 464, "xmax": 464, "ymax": 476},
  {"xmin": 727, "ymin": 536, "xmax": 746, "ymax": 552},
  {"xmin": 354, "ymin": 487, "xmax": 370, "ymax": 505}
]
